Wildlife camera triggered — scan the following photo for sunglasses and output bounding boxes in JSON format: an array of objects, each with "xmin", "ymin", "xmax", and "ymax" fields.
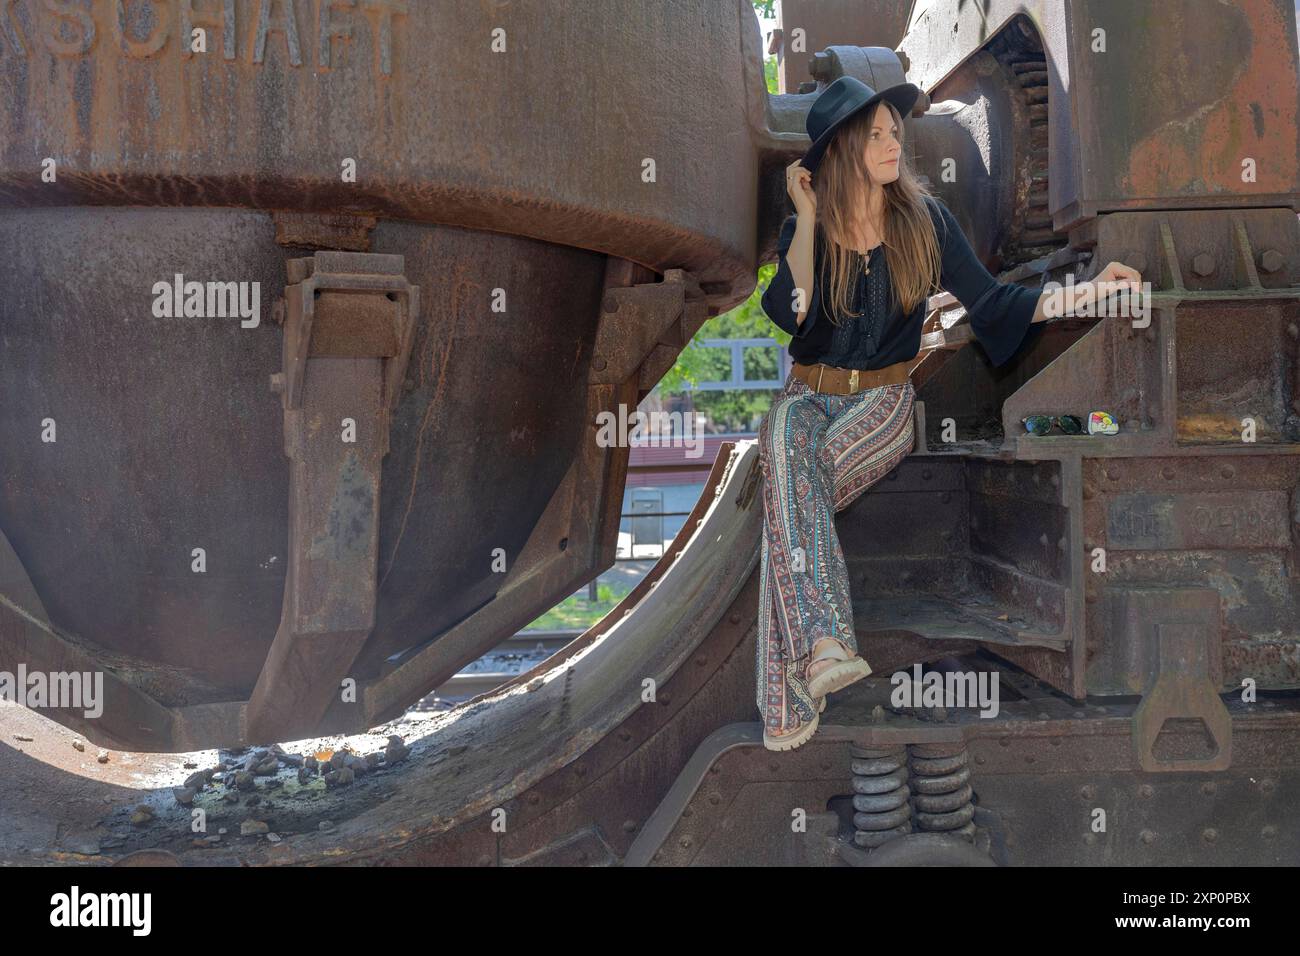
[{"xmin": 1021, "ymin": 414, "xmax": 1084, "ymax": 436}]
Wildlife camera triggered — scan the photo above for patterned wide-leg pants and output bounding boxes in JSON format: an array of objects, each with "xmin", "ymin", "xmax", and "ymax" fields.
[{"xmin": 755, "ymin": 369, "xmax": 916, "ymax": 736}]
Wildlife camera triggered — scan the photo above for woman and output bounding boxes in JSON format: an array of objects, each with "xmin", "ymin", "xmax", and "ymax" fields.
[{"xmin": 756, "ymin": 77, "xmax": 1140, "ymax": 751}]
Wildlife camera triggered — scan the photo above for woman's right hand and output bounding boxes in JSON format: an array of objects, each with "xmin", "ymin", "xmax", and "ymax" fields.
[{"xmin": 785, "ymin": 160, "xmax": 816, "ymax": 218}]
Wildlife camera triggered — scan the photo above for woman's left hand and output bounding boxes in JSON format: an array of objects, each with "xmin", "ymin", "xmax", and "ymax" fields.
[{"xmin": 1094, "ymin": 260, "xmax": 1142, "ymax": 291}]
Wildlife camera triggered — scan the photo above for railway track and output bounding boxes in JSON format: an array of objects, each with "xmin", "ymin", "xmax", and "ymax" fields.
[{"xmin": 437, "ymin": 630, "xmax": 584, "ymax": 701}]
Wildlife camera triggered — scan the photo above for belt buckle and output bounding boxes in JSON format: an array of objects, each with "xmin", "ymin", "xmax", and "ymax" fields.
[{"xmin": 849, "ymin": 369, "xmax": 859, "ymax": 392}]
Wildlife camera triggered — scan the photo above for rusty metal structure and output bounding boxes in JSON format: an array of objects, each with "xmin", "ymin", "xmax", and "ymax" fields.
[{"xmin": 1, "ymin": 0, "xmax": 1299, "ymax": 866}]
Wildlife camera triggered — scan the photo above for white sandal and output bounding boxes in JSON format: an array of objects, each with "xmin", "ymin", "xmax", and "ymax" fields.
[
  {"xmin": 762, "ymin": 697, "xmax": 826, "ymax": 752},
  {"xmin": 807, "ymin": 638, "xmax": 872, "ymax": 698}
]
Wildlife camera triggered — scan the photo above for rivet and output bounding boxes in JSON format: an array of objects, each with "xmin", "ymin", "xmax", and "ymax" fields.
[
  {"xmin": 1138, "ymin": 784, "xmax": 1154, "ymax": 798},
  {"xmin": 1201, "ymin": 828, "xmax": 1218, "ymax": 844},
  {"xmin": 623, "ymin": 820, "xmax": 638, "ymax": 833},
  {"xmin": 1140, "ymin": 829, "xmax": 1156, "ymax": 845},
  {"xmin": 708, "ymin": 792, "xmax": 721, "ymax": 805},
  {"xmin": 1220, "ymin": 465, "xmax": 1234, "ymax": 479},
  {"xmin": 1191, "ymin": 253, "xmax": 1215, "ymax": 276},
  {"xmin": 679, "ymin": 836, "xmax": 692, "ymax": 849},
  {"xmin": 1200, "ymin": 781, "xmax": 1216, "ymax": 796},
  {"xmin": 1161, "ymin": 466, "xmax": 1175, "ymax": 480}
]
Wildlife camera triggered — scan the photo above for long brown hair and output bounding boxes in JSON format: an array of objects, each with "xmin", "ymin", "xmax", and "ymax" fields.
[{"xmin": 813, "ymin": 101, "xmax": 942, "ymax": 324}]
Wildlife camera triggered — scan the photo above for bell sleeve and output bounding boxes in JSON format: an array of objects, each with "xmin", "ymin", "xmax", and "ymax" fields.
[
  {"xmin": 930, "ymin": 197, "xmax": 1041, "ymax": 367},
  {"xmin": 760, "ymin": 214, "xmax": 818, "ymax": 340}
]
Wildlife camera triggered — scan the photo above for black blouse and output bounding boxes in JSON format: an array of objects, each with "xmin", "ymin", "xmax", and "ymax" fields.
[{"xmin": 760, "ymin": 195, "xmax": 1040, "ymax": 369}]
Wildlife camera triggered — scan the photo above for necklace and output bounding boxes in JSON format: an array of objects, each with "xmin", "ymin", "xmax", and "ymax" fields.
[{"xmin": 857, "ymin": 244, "xmax": 880, "ymax": 275}]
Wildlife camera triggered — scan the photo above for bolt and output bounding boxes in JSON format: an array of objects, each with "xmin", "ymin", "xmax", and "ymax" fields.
[
  {"xmin": 1191, "ymin": 253, "xmax": 1215, "ymax": 277},
  {"xmin": 894, "ymin": 49, "xmax": 910, "ymax": 73},
  {"xmin": 810, "ymin": 52, "xmax": 831, "ymax": 78},
  {"xmin": 1258, "ymin": 249, "xmax": 1283, "ymax": 273},
  {"xmin": 592, "ymin": 356, "xmax": 607, "ymax": 372}
]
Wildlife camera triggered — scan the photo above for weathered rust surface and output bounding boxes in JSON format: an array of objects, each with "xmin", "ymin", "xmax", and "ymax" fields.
[
  {"xmin": 0, "ymin": 207, "xmax": 615, "ymax": 748},
  {"xmin": 0, "ymin": 0, "xmax": 772, "ymax": 302},
  {"xmin": 898, "ymin": 0, "xmax": 1300, "ymax": 230}
]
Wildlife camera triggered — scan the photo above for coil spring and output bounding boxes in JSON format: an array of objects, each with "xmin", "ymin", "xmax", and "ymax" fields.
[
  {"xmin": 849, "ymin": 744, "xmax": 911, "ymax": 848},
  {"xmin": 907, "ymin": 742, "xmax": 976, "ymax": 842}
]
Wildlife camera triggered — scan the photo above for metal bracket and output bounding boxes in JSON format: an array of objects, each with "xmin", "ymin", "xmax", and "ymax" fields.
[
  {"xmin": 589, "ymin": 268, "xmax": 706, "ymax": 387},
  {"xmin": 247, "ymin": 252, "xmax": 418, "ymax": 743},
  {"xmin": 1120, "ymin": 588, "xmax": 1232, "ymax": 772}
]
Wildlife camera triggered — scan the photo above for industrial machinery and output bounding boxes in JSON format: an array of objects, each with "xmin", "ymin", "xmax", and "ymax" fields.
[{"xmin": 1, "ymin": 0, "xmax": 1298, "ymax": 866}]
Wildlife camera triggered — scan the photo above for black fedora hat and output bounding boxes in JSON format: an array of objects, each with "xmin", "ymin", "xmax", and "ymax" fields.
[{"xmin": 801, "ymin": 76, "xmax": 922, "ymax": 173}]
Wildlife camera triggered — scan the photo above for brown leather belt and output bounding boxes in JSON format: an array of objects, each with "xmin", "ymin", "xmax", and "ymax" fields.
[{"xmin": 792, "ymin": 357, "xmax": 914, "ymax": 395}]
